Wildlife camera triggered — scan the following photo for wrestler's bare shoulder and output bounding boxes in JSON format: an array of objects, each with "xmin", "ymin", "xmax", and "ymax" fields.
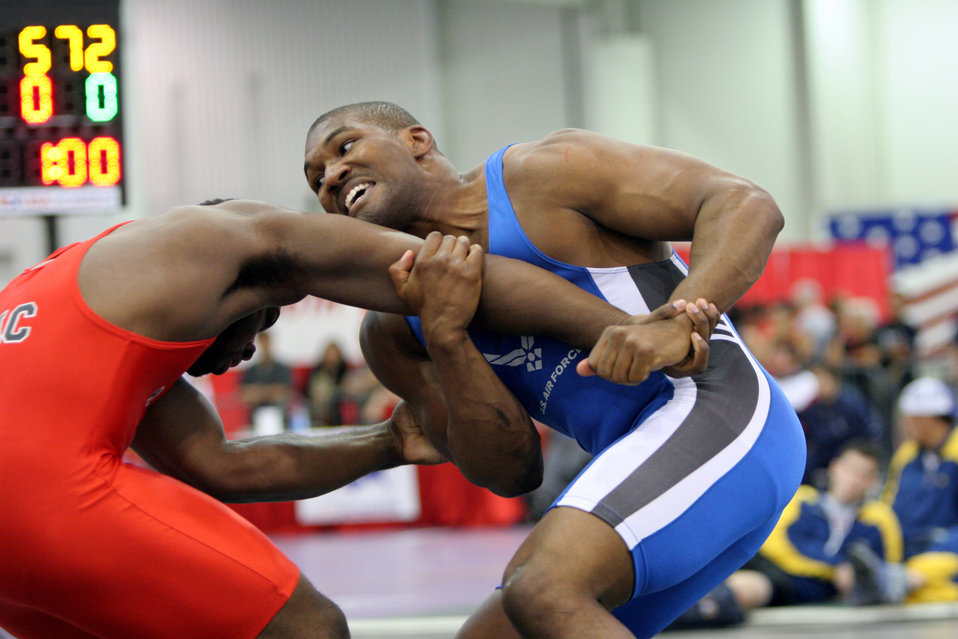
[
  {"xmin": 77, "ymin": 201, "xmax": 300, "ymax": 340},
  {"xmin": 502, "ymin": 129, "xmax": 603, "ymax": 173},
  {"xmin": 496, "ymin": 132, "xmax": 670, "ymax": 267}
]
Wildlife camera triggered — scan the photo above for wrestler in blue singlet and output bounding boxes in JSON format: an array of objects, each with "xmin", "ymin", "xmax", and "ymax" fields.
[{"xmin": 407, "ymin": 146, "xmax": 806, "ymax": 637}]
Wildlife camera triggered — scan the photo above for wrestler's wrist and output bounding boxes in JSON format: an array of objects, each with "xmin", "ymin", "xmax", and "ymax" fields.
[
  {"xmin": 423, "ymin": 322, "xmax": 471, "ymax": 353},
  {"xmin": 606, "ymin": 308, "xmax": 633, "ymax": 328},
  {"xmin": 376, "ymin": 421, "xmax": 406, "ymax": 468},
  {"xmin": 669, "ymin": 312, "xmax": 695, "ymax": 333}
]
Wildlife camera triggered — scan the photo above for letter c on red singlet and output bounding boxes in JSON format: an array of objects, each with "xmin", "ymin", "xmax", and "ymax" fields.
[{"xmin": 0, "ymin": 302, "xmax": 38, "ymax": 343}]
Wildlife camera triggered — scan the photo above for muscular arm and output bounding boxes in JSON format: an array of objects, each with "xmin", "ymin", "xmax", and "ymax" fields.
[
  {"xmin": 91, "ymin": 200, "xmax": 625, "ymax": 345},
  {"xmin": 131, "ymin": 377, "xmax": 413, "ymax": 502},
  {"xmin": 672, "ymin": 182, "xmax": 782, "ymax": 313},
  {"xmin": 526, "ymin": 130, "xmax": 784, "ymax": 313},
  {"xmin": 361, "ymin": 311, "xmax": 542, "ymax": 497},
  {"xmin": 246, "ymin": 204, "xmax": 626, "ymax": 346}
]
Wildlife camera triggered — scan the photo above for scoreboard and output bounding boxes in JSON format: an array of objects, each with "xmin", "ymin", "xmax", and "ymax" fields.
[{"xmin": 1, "ymin": 0, "xmax": 124, "ymax": 215}]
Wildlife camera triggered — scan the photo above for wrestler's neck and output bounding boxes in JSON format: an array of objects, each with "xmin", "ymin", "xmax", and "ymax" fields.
[{"xmin": 406, "ymin": 163, "xmax": 488, "ymax": 247}]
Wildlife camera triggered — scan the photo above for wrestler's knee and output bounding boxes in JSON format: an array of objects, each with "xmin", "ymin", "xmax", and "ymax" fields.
[
  {"xmin": 500, "ymin": 559, "xmax": 575, "ymax": 628},
  {"xmin": 258, "ymin": 574, "xmax": 349, "ymax": 639}
]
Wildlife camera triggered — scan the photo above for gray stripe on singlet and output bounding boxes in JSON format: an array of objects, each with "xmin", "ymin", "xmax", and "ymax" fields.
[
  {"xmin": 590, "ymin": 342, "xmax": 760, "ymax": 525},
  {"xmin": 625, "ymin": 260, "xmax": 681, "ymax": 310},
  {"xmin": 586, "ymin": 260, "xmax": 761, "ymax": 526}
]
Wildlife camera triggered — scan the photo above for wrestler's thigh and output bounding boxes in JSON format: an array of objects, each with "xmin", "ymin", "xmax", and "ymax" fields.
[
  {"xmin": 18, "ymin": 463, "xmax": 300, "ymax": 639},
  {"xmin": 611, "ymin": 520, "xmax": 776, "ymax": 639}
]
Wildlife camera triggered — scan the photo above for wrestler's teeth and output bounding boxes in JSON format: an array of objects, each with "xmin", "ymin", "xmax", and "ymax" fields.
[{"xmin": 345, "ymin": 183, "xmax": 372, "ymax": 212}]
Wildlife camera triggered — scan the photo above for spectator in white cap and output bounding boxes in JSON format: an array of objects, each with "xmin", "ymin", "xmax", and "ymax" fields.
[
  {"xmin": 882, "ymin": 377, "xmax": 958, "ymax": 558},
  {"xmin": 897, "ymin": 377, "xmax": 957, "ymax": 423},
  {"xmin": 841, "ymin": 378, "xmax": 958, "ymax": 607}
]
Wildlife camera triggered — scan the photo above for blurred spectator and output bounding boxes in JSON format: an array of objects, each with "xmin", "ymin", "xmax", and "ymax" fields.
[
  {"xmin": 763, "ymin": 337, "xmax": 811, "ymax": 382},
  {"xmin": 827, "ymin": 292, "xmax": 849, "ymax": 338},
  {"xmin": 881, "ymin": 377, "xmax": 958, "ymax": 558},
  {"xmin": 666, "ymin": 440, "xmax": 901, "ymax": 630},
  {"xmin": 763, "ymin": 339, "xmax": 815, "ymax": 425},
  {"xmin": 766, "ymin": 301, "xmax": 814, "ymax": 363},
  {"xmin": 742, "ymin": 301, "xmax": 816, "ymax": 377},
  {"xmin": 847, "ymin": 378, "xmax": 958, "ymax": 606},
  {"xmin": 339, "ymin": 364, "xmax": 391, "ymax": 425},
  {"xmin": 305, "ymin": 342, "xmax": 403, "ymax": 427},
  {"xmin": 874, "ymin": 291, "xmax": 917, "ymax": 392},
  {"xmin": 765, "ymin": 301, "xmax": 800, "ymax": 345},
  {"xmin": 827, "ymin": 296, "xmax": 882, "ymax": 368},
  {"xmin": 895, "ymin": 532, "xmax": 958, "ymax": 603},
  {"xmin": 238, "ymin": 331, "xmax": 293, "ymax": 434},
  {"xmin": 944, "ymin": 323, "xmax": 958, "ymax": 388},
  {"xmin": 359, "ymin": 383, "xmax": 401, "ymax": 424},
  {"xmin": 790, "ymin": 278, "xmax": 837, "ymax": 361},
  {"xmin": 756, "ymin": 312, "xmax": 887, "ymax": 488},
  {"xmin": 838, "ymin": 528, "xmax": 958, "ymax": 606},
  {"xmin": 306, "ymin": 342, "xmax": 349, "ymax": 426},
  {"xmin": 799, "ymin": 364, "xmax": 886, "ymax": 489},
  {"xmin": 828, "ymin": 296, "xmax": 897, "ymax": 438}
]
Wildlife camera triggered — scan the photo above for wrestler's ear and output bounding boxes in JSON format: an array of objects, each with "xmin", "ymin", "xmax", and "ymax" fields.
[{"xmin": 403, "ymin": 126, "xmax": 435, "ymax": 158}]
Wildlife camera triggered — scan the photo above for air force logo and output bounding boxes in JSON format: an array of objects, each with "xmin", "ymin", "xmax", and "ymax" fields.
[
  {"xmin": 483, "ymin": 335, "xmax": 542, "ymax": 372},
  {"xmin": 483, "ymin": 335, "xmax": 582, "ymax": 415}
]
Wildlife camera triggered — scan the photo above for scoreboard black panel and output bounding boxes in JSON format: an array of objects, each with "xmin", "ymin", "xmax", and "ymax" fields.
[{"xmin": 1, "ymin": 0, "xmax": 124, "ymax": 214}]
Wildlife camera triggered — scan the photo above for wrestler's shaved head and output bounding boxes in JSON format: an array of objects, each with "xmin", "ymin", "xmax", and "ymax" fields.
[{"xmin": 308, "ymin": 101, "xmax": 419, "ymax": 137}]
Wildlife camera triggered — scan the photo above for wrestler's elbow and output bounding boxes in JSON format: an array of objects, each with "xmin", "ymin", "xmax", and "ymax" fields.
[
  {"xmin": 474, "ymin": 469, "xmax": 543, "ymax": 498},
  {"xmin": 498, "ymin": 467, "xmax": 544, "ymax": 498},
  {"xmin": 710, "ymin": 179, "xmax": 783, "ymax": 239},
  {"xmin": 742, "ymin": 183, "xmax": 784, "ymax": 238},
  {"xmin": 459, "ymin": 451, "xmax": 544, "ymax": 498}
]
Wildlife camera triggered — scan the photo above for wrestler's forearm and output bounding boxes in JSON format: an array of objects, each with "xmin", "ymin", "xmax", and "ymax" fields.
[
  {"xmin": 423, "ymin": 327, "xmax": 543, "ymax": 497},
  {"xmin": 216, "ymin": 425, "xmax": 404, "ymax": 503},
  {"xmin": 134, "ymin": 377, "xmax": 404, "ymax": 503},
  {"xmin": 672, "ymin": 188, "xmax": 783, "ymax": 312},
  {"xmin": 474, "ymin": 255, "xmax": 628, "ymax": 349}
]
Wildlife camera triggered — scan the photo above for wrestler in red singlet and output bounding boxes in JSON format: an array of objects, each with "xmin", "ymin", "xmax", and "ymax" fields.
[{"xmin": 0, "ymin": 226, "xmax": 299, "ymax": 638}]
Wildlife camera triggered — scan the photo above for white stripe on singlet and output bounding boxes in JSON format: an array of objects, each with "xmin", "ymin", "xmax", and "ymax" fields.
[
  {"xmin": 613, "ymin": 362, "xmax": 770, "ymax": 547},
  {"xmin": 555, "ymin": 376, "xmax": 698, "ymax": 523},
  {"xmin": 555, "ymin": 265, "xmax": 693, "ymax": 525},
  {"xmin": 585, "ymin": 267, "xmax": 652, "ymax": 315}
]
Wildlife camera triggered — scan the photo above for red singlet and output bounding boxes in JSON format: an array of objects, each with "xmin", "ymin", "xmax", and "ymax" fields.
[{"xmin": 0, "ymin": 226, "xmax": 298, "ymax": 638}]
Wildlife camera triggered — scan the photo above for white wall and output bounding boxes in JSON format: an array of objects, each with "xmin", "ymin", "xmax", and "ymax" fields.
[
  {"xmin": 435, "ymin": 0, "xmax": 572, "ymax": 168},
  {"xmin": 124, "ymin": 0, "xmax": 441, "ymax": 215},
  {"xmin": 804, "ymin": 0, "xmax": 882, "ymax": 219},
  {"xmin": 876, "ymin": 0, "xmax": 958, "ymax": 205},
  {"xmin": 634, "ymin": 0, "xmax": 808, "ymax": 240},
  {"xmin": 803, "ymin": 0, "xmax": 958, "ymax": 231}
]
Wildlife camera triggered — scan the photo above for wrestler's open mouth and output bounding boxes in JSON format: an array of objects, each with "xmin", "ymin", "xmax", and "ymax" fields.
[{"xmin": 344, "ymin": 182, "xmax": 372, "ymax": 213}]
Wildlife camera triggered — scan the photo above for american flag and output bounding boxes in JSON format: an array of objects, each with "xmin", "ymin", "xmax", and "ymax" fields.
[{"xmin": 829, "ymin": 207, "xmax": 958, "ymax": 358}]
